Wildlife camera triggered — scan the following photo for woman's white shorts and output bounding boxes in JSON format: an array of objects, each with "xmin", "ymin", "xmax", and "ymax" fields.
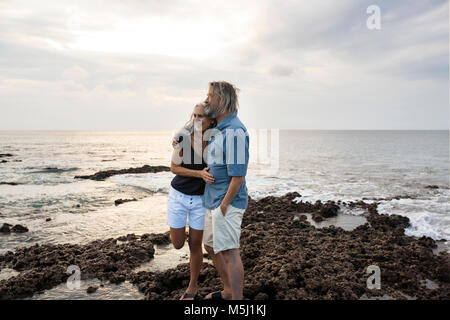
[{"xmin": 167, "ymin": 185, "xmax": 206, "ymax": 230}]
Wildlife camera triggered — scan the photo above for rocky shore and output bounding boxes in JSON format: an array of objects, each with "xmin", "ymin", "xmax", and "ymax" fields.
[
  {"xmin": 1, "ymin": 193, "xmax": 449, "ymax": 300},
  {"xmin": 74, "ymin": 165, "xmax": 170, "ymax": 181},
  {"xmin": 0, "ymin": 233, "xmax": 171, "ymax": 299}
]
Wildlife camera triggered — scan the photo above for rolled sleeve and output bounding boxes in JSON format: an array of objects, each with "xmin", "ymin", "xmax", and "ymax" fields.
[{"xmin": 226, "ymin": 129, "xmax": 249, "ymax": 177}]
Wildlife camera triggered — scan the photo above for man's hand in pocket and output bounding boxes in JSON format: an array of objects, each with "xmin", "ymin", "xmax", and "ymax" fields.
[{"xmin": 220, "ymin": 203, "xmax": 229, "ymax": 216}]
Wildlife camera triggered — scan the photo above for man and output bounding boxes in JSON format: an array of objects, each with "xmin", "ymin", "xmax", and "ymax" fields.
[{"xmin": 202, "ymin": 81, "xmax": 249, "ymax": 300}]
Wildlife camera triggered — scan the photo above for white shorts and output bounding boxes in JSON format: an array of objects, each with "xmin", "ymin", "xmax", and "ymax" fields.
[
  {"xmin": 202, "ymin": 204, "xmax": 245, "ymax": 254},
  {"xmin": 167, "ymin": 185, "xmax": 206, "ymax": 230}
]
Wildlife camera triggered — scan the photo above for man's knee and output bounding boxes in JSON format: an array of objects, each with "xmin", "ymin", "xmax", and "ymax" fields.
[{"xmin": 221, "ymin": 248, "xmax": 240, "ymax": 262}]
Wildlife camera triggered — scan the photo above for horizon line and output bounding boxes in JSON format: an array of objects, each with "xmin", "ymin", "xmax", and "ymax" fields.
[{"xmin": 0, "ymin": 129, "xmax": 448, "ymax": 132}]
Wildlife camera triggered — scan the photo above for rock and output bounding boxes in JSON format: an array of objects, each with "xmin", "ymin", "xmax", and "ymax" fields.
[
  {"xmin": 312, "ymin": 212, "xmax": 324, "ymax": 222},
  {"xmin": 320, "ymin": 202, "xmax": 339, "ymax": 218},
  {"xmin": 0, "ymin": 154, "xmax": 14, "ymax": 158},
  {"xmin": 74, "ymin": 165, "xmax": 170, "ymax": 181},
  {"xmin": 437, "ymin": 265, "xmax": 450, "ymax": 283},
  {"xmin": 1, "ymin": 192, "xmax": 449, "ymax": 301},
  {"xmin": 11, "ymin": 225, "xmax": 28, "ymax": 233},
  {"xmin": 254, "ymin": 292, "xmax": 269, "ymax": 300},
  {"xmin": 425, "ymin": 185, "xmax": 439, "ymax": 189},
  {"xmin": 114, "ymin": 198, "xmax": 137, "ymax": 206},
  {"xmin": 417, "ymin": 236, "xmax": 437, "ymax": 249},
  {"xmin": 292, "ymin": 220, "xmax": 310, "ymax": 229},
  {"xmin": 0, "ymin": 233, "xmax": 157, "ymax": 299},
  {"xmin": 45, "ymin": 218, "xmax": 52, "ymax": 222},
  {"xmin": 86, "ymin": 286, "xmax": 98, "ymax": 294},
  {"xmin": 284, "ymin": 192, "xmax": 302, "ymax": 201},
  {"xmin": 0, "ymin": 223, "xmax": 12, "ymax": 233}
]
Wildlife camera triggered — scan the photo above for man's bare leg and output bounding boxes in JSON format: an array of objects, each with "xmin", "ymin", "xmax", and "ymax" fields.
[
  {"xmin": 222, "ymin": 248, "xmax": 244, "ymax": 300},
  {"xmin": 204, "ymin": 244, "xmax": 232, "ymax": 299}
]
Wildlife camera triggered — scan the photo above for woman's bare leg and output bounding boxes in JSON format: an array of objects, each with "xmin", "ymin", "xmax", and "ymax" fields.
[
  {"xmin": 170, "ymin": 227, "xmax": 186, "ymax": 249},
  {"xmin": 182, "ymin": 226, "xmax": 203, "ymax": 299}
]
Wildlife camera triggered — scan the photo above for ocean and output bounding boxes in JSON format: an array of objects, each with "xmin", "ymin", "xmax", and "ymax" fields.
[{"xmin": 0, "ymin": 130, "xmax": 449, "ymax": 299}]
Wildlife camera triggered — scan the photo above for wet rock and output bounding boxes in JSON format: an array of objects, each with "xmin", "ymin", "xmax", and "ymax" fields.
[
  {"xmin": 2, "ymin": 193, "xmax": 449, "ymax": 301},
  {"xmin": 254, "ymin": 292, "xmax": 269, "ymax": 300},
  {"xmin": 362, "ymin": 195, "xmax": 418, "ymax": 201},
  {"xmin": 312, "ymin": 212, "xmax": 324, "ymax": 222},
  {"xmin": 284, "ymin": 192, "xmax": 302, "ymax": 201},
  {"xmin": 292, "ymin": 220, "xmax": 310, "ymax": 229},
  {"xmin": 418, "ymin": 236, "xmax": 437, "ymax": 249},
  {"xmin": 74, "ymin": 165, "xmax": 170, "ymax": 181},
  {"xmin": 0, "ymin": 233, "xmax": 160, "ymax": 300},
  {"xmin": 436, "ymin": 265, "xmax": 450, "ymax": 283},
  {"xmin": 0, "ymin": 154, "xmax": 14, "ymax": 158},
  {"xmin": 126, "ymin": 193, "xmax": 449, "ymax": 300},
  {"xmin": 0, "ymin": 182, "xmax": 21, "ymax": 186},
  {"xmin": 1, "ymin": 224, "xmax": 28, "ymax": 233},
  {"xmin": 367, "ymin": 212, "xmax": 410, "ymax": 232},
  {"xmin": 320, "ymin": 202, "xmax": 339, "ymax": 218},
  {"xmin": 11, "ymin": 225, "xmax": 28, "ymax": 233},
  {"xmin": 0, "ymin": 223, "xmax": 12, "ymax": 233},
  {"xmin": 114, "ymin": 198, "xmax": 137, "ymax": 206},
  {"xmin": 45, "ymin": 218, "xmax": 52, "ymax": 222},
  {"xmin": 425, "ymin": 185, "xmax": 439, "ymax": 189},
  {"xmin": 86, "ymin": 286, "xmax": 98, "ymax": 294}
]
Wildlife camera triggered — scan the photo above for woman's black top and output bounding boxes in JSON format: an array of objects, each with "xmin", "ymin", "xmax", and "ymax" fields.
[{"xmin": 171, "ymin": 142, "xmax": 207, "ymax": 195}]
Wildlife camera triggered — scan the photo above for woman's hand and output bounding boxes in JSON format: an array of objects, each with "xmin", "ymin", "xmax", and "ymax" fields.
[{"xmin": 200, "ymin": 167, "xmax": 214, "ymax": 184}]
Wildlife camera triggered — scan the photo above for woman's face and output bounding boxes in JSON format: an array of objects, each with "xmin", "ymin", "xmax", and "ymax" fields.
[{"xmin": 193, "ymin": 104, "xmax": 213, "ymax": 132}]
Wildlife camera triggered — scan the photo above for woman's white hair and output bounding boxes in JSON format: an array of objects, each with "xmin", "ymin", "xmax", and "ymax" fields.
[{"xmin": 174, "ymin": 102, "xmax": 214, "ymax": 141}]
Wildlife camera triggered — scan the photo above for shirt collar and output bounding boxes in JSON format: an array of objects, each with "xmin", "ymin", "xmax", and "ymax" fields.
[{"xmin": 216, "ymin": 111, "xmax": 237, "ymax": 130}]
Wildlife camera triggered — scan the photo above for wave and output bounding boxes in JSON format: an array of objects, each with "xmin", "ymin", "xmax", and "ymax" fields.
[{"xmin": 27, "ymin": 167, "xmax": 80, "ymax": 174}]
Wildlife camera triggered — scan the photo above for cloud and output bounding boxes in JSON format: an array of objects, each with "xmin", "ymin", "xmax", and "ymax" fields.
[
  {"xmin": 61, "ymin": 65, "xmax": 89, "ymax": 80},
  {"xmin": 269, "ymin": 65, "xmax": 295, "ymax": 77},
  {"xmin": 0, "ymin": 0, "xmax": 447, "ymax": 130}
]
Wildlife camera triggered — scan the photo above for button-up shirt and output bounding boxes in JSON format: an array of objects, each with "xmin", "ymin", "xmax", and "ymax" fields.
[{"xmin": 203, "ymin": 111, "xmax": 249, "ymax": 210}]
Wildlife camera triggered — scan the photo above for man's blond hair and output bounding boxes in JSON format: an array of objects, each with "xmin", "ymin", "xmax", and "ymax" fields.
[{"xmin": 208, "ymin": 81, "xmax": 240, "ymax": 115}]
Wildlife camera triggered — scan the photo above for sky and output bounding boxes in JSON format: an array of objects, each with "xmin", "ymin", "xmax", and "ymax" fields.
[{"xmin": 0, "ymin": 0, "xmax": 448, "ymax": 130}]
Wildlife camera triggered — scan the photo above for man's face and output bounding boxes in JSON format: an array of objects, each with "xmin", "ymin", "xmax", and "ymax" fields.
[{"xmin": 204, "ymin": 86, "xmax": 220, "ymax": 117}]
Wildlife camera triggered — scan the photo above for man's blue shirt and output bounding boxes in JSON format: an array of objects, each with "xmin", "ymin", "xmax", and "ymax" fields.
[{"xmin": 203, "ymin": 111, "xmax": 249, "ymax": 210}]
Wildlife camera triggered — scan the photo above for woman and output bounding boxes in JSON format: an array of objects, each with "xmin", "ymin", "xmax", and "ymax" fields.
[{"xmin": 167, "ymin": 102, "xmax": 216, "ymax": 300}]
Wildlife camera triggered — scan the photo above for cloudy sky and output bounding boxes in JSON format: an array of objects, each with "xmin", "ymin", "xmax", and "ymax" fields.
[{"xmin": 0, "ymin": 0, "xmax": 448, "ymax": 130}]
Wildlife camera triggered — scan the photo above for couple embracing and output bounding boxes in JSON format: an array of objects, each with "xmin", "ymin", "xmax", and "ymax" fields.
[{"xmin": 167, "ymin": 81, "xmax": 249, "ymax": 300}]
